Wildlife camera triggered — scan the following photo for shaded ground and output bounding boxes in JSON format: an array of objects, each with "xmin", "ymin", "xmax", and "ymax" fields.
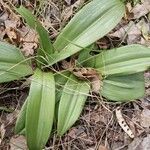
[{"xmin": 0, "ymin": 0, "xmax": 150, "ymax": 149}]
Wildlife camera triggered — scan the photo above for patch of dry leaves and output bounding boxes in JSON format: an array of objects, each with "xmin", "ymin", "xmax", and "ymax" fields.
[
  {"xmin": 0, "ymin": 0, "xmax": 150, "ymax": 150},
  {"xmin": 109, "ymin": 0, "xmax": 150, "ymax": 46}
]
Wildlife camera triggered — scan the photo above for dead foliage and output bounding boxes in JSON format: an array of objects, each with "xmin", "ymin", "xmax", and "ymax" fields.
[{"xmin": 0, "ymin": 0, "xmax": 150, "ymax": 150}]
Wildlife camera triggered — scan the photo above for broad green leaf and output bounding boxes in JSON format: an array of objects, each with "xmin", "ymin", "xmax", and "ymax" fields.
[
  {"xmin": 15, "ymin": 98, "xmax": 28, "ymax": 134},
  {"xmin": 101, "ymin": 73, "xmax": 145, "ymax": 102},
  {"xmin": 0, "ymin": 42, "xmax": 33, "ymax": 83},
  {"xmin": 47, "ymin": 0, "xmax": 125, "ymax": 65},
  {"xmin": 16, "ymin": 6, "xmax": 54, "ymax": 65},
  {"xmin": 82, "ymin": 44, "xmax": 150, "ymax": 76},
  {"xmin": 57, "ymin": 74, "xmax": 90, "ymax": 136},
  {"xmin": 26, "ymin": 69, "xmax": 55, "ymax": 150}
]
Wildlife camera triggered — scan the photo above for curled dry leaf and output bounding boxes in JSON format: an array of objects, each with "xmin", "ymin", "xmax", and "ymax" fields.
[
  {"xmin": 73, "ymin": 68, "xmax": 102, "ymax": 93},
  {"xmin": 116, "ymin": 107, "xmax": 134, "ymax": 138},
  {"xmin": 73, "ymin": 68, "xmax": 99, "ymax": 79}
]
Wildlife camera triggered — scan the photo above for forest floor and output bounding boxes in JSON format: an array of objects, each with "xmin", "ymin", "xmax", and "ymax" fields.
[{"xmin": 0, "ymin": 0, "xmax": 150, "ymax": 150}]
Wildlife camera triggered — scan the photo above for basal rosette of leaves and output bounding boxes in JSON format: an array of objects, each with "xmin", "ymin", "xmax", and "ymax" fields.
[{"xmin": 0, "ymin": 0, "xmax": 150, "ymax": 149}]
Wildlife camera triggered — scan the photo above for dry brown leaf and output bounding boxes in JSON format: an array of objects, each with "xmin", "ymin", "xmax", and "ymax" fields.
[
  {"xmin": 99, "ymin": 145, "xmax": 108, "ymax": 150},
  {"xmin": 65, "ymin": 0, "xmax": 71, "ymax": 5},
  {"xmin": 73, "ymin": 67, "xmax": 102, "ymax": 93},
  {"xmin": 9, "ymin": 135, "xmax": 27, "ymax": 150},
  {"xmin": 68, "ymin": 127, "xmax": 85, "ymax": 139},
  {"xmin": 0, "ymin": 11, "xmax": 21, "ymax": 43},
  {"xmin": 110, "ymin": 21, "xmax": 141, "ymax": 44},
  {"xmin": 82, "ymin": 107, "xmax": 112, "ymax": 125},
  {"xmin": 61, "ymin": 6, "xmax": 73, "ymax": 22},
  {"xmin": 139, "ymin": 134, "xmax": 150, "ymax": 150},
  {"xmin": 87, "ymin": 148, "xmax": 95, "ymax": 150},
  {"xmin": 140, "ymin": 20, "xmax": 150, "ymax": 41},
  {"xmin": 127, "ymin": 137, "xmax": 142, "ymax": 150},
  {"xmin": 6, "ymin": 111, "xmax": 17, "ymax": 124},
  {"xmin": 132, "ymin": 0, "xmax": 150, "ymax": 19},
  {"xmin": 127, "ymin": 135, "xmax": 150, "ymax": 150},
  {"xmin": 73, "ymin": 68, "xmax": 99, "ymax": 80},
  {"xmin": 0, "ymin": 124, "xmax": 6, "ymax": 145},
  {"xmin": 125, "ymin": 3, "xmax": 134, "ymax": 20},
  {"xmin": 140, "ymin": 108, "xmax": 150, "ymax": 128},
  {"xmin": 116, "ymin": 107, "xmax": 134, "ymax": 139},
  {"xmin": 22, "ymin": 42, "xmax": 37, "ymax": 56},
  {"xmin": 4, "ymin": 19, "xmax": 20, "ymax": 29},
  {"xmin": 61, "ymin": 60, "xmax": 75, "ymax": 70},
  {"xmin": 0, "ymin": 25, "xmax": 5, "ymax": 40},
  {"xmin": 20, "ymin": 27, "xmax": 38, "ymax": 56},
  {"xmin": 0, "ymin": 10, "xmax": 9, "ymax": 20},
  {"xmin": 5, "ymin": 27, "xmax": 20, "ymax": 44},
  {"xmin": 91, "ymin": 77, "xmax": 102, "ymax": 93},
  {"xmin": 61, "ymin": 0, "xmax": 85, "ymax": 23}
]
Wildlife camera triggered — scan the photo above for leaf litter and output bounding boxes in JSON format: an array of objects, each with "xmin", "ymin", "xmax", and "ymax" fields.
[{"xmin": 0, "ymin": 0, "xmax": 150, "ymax": 149}]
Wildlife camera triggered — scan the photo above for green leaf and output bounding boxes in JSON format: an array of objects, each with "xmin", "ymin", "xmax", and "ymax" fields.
[
  {"xmin": 0, "ymin": 42, "xmax": 33, "ymax": 83},
  {"xmin": 82, "ymin": 44, "xmax": 150, "ymax": 76},
  {"xmin": 57, "ymin": 74, "xmax": 90, "ymax": 136},
  {"xmin": 47, "ymin": 0, "xmax": 125, "ymax": 65},
  {"xmin": 15, "ymin": 98, "xmax": 28, "ymax": 134},
  {"xmin": 77, "ymin": 44, "xmax": 94, "ymax": 66},
  {"xmin": 16, "ymin": 6, "xmax": 54, "ymax": 65},
  {"xmin": 54, "ymin": 70, "xmax": 71, "ymax": 102},
  {"xmin": 101, "ymin": 73, "xmax": 145, "ymax": 102},
  {"xmin": 26, "ymin": 69, "xmax": 55, "ymax": 150}
]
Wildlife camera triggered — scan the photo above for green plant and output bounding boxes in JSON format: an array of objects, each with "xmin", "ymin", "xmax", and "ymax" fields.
[{"xmin": 0, "ymin": 0, "xmax": 150, "ymax": 149}]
